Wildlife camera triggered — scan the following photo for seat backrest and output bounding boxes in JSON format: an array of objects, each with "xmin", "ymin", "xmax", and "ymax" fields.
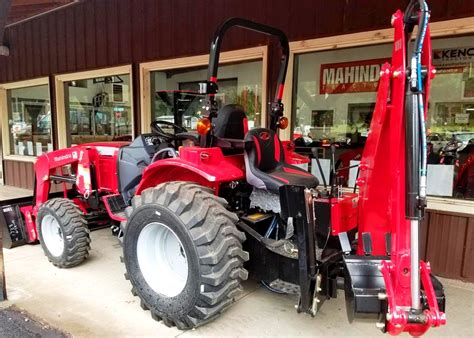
[
  {"xmin": 213, "ymin": 104, "xmax": 248, "ymax": 139},
  {"xmin": 244, "ymin": 128, "xmax": 284, "ymax": 172}
]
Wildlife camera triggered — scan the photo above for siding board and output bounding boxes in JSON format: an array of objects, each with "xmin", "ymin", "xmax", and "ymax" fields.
[
  {"xmin": 74, "ymin": 3, "xmax": 86, "ymax": 71},
  {"xmin": 117, "ymin": 0, "xmax": 132, "ymax": 64},
  {"xmin": 155, "ymin": 0, "xmax": 173, "ymax": 59},
  {"xmin": 4, "ymin": 29, "xmax": 14, "ymax": 81},
  {"xmin": 17, "ymin": 23, "xmax": 26, "ymax": 79},
  {"xmin": 32, "ymin": 20, "xmax": 42, "ymax": 76},
  {"xmin": 143, "ymin": 0, "xmax": 157, "ymax": 61},
  {"xmin": 425, "ymin": 210, "xmax": 474, "ymax": 282},
  {"xmin": 39, "ymin": 17, "xmax": 50, "ymax": 75},
  {"xmin": 47, "ymin": 14, "xmax": 58, "ymax": 74},
  {"xmin": 24, "ymin": 21, "xmax": 34, "ymax": 78},
  {"xmin": 84, "ymin": 0, "xmax": 96, "ymax": 69},
  {"xmin": 130, "ymin": 0, "xmax": 145, "ymax": 62},
  {"xmin": 65, "ymin": 7, "xmax": 77, "ymax": 71},
  {"xmin": 94, "ymin": 0, "xmax": 108, "ymax": 67},
  {"xmin": 462, "ymin": 218, "xmax": 474, "ymax": 280},
  {"xmin": 106, "ymin": 0, "xmax": 119, "ymax": 66},
  {"xmin": 56, "ymin": 10, "xmax": 67, "ymax": 73}
]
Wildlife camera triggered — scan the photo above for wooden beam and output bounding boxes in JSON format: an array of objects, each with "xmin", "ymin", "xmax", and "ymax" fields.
[
  {"xmin": 7, "ymin": 0, "xmax": 74, "ymax": 25},
  {"xmin": 11, "ymin": 0, "xmax": 70, "ymax": 6}
]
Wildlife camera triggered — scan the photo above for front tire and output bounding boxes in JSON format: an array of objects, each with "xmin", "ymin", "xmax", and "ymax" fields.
[
  {"xmin": 122, "ymin": 182, "xmax": 249, "ymax": 329},
  {"xmin": 37, "ymin": 198, "xmax": 91, "ymax": 268}
]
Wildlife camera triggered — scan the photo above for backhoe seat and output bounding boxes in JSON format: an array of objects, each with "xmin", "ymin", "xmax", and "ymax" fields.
[
  {"xmin": 213, "ymin": 104, "xmax": 248, "ymax": 154},
  {"xmin": 213, "ymin": 104, "xmax": 248, "ymax": 139},
  {"xmin": 244, "ymin": 128, "xmax": 319, "ymax": 193}
]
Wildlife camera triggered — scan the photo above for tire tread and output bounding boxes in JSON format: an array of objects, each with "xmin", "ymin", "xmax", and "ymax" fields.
[
  {"xmin": 122, "ymin": 182, "xmax": 248, "ymax": 330},
  {"xmin": 37, "ymin": 198, "xmax": 90, "ymax": 268}
]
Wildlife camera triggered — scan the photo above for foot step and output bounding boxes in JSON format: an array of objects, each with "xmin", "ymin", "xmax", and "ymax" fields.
[{"xmin": 269, "ymin": 279, "xmax": 300, "ymax": 294}]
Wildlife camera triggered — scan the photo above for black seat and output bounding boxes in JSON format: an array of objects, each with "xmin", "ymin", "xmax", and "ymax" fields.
[
  {"xmin": 244, "ymin": 128, "xmax": 319, "ymax": 193},
  {"xmin": 213, "ymin": 104, "xmax": 248, "ymax": 139},
  {"xmin": 213, "ymin": 104, "xmax": 248, "ymax": 154}
]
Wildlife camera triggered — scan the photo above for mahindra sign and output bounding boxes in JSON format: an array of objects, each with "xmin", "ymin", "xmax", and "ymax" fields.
[{"xmin": 319, "ymin": 58, "xmax": 389, "ymax": 94}]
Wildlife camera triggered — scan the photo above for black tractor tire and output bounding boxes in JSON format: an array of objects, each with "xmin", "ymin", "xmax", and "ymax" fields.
[
  {"xmin": 122, "ymin": 182, "xmax": 249, "ymax": 330},
  {"xmin": 37, "ymin": 198, "xmax": 91, "ymax": 268}
]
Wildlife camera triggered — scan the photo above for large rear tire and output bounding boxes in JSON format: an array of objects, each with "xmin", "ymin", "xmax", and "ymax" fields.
[
  {"xmin": 37, "ymin": 198, "xmax": 91, "ymax": 268},
  {"xmin": 122, "ymin": 182, "xmax": 249, "ymax": 329}
]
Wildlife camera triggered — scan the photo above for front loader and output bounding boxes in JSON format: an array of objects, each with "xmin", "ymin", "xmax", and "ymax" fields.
[{"xmin": 1, "ymin": 0, "xmax": 445, "ymax": 335}]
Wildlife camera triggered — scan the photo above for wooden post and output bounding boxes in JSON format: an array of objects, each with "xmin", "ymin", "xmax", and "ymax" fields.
[{"xmin": 0, "ymin": 218, "xmax": 6, "ymax": 301}]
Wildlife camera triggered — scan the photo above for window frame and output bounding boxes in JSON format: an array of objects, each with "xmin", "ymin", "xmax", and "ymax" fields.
[
  {"xmin": 0, "ymin": 77, "xmax": 51, "ymax": 162},
  {"xmin": 54, "ymin": 65, "xmax": 134, "ymax": 148},
  {"xmin": 139, "ymin": 46, "xmax": 268, "ymax": 133}
]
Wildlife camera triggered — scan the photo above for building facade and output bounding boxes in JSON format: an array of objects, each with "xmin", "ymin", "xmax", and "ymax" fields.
[{"xmin": 0, "ymin": 0, "xmax": 473, "ymax": 281}]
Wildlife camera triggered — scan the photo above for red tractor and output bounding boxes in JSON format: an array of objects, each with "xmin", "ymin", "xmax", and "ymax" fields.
[{"xmin": 1, "ymin": 0, "xmax": 446, "ymax": 335}]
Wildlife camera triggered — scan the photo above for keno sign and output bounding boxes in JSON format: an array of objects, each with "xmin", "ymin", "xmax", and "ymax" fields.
[
  {"xmin": 320, "ymin": 58, "xmax": 389, "ymax": 94},
  {"xmin": 433, "ymin": 46, "xmax": 474, "ymax": 67}
]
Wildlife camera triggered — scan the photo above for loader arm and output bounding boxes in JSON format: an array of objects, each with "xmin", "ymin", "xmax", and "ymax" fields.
[{"xmin": 34, "ymin": 147, "xmax": 93, "ymax": 209}]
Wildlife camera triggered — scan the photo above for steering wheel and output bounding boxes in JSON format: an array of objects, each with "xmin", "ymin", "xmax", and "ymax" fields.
[
  {"xmin": 150, "ymin": 120, "xmax": 187, "ymax": 141},
  {"xmin": 442, "ymin": 139, "xmax": 462, "ymax": 153}
]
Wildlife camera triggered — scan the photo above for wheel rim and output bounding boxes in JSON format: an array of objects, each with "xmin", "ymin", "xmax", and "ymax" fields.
[
  {"xmin": 137, "ymin": 222, "xmax": 189, "ymax": 297},
  {"xmin": 41, "ymin": 215, "xmax": 65, "ymax": 257}
]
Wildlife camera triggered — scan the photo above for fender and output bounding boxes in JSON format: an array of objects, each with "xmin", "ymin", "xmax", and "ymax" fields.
[{"xmin": 135, "ymin": 147, "xmax": 245, "ymax": 194}]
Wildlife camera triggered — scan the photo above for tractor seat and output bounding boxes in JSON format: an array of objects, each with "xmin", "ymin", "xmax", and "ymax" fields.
[{"xmin": 244, "ymin": 128, "xmax": 319, "ymax": 193}]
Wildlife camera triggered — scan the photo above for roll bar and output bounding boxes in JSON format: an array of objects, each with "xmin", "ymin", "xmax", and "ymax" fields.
[{"xmin": 200, "ymin": 18, "xmax": 290, "ymax": 130}]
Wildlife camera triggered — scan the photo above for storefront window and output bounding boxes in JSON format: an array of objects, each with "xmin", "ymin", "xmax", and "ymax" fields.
[
  {"xmin": 292, "ymin": 36, "xmax": 474, "ymax": 200},
  {"xmin": 150, "ymin": 60, "xmax": 263, "ymax": 130},
  {"xmin": 7, "ymin": 84, "xmax": 52, "ymax": 156},
  {"xmin": 65, "ymin": 74, "xmax": 132, "ymax": 145}
]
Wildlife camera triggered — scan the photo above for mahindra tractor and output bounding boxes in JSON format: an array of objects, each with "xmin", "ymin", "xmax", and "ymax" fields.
[{"xmin": 0, "ymin": 0, "xmax": 447, "ymax": 335}]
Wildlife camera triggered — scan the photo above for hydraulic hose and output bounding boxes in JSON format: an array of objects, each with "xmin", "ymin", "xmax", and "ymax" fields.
[
  {"xmin": 415, "ymin": 0, "xmax": 430, "ymax": 200},
  {"xmin": 405, "ymin": 0, "xmax": 430, "ymax": 312},
  {"xmin": 405, "ymin": 0, "xmax": 429, "ymax": 219}
]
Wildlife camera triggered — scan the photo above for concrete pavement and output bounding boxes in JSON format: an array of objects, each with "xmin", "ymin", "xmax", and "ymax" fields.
[
  {"xmin": 0, "ymin": 185, "xmax": 32, "ymax": 202},
  {"xmin": 1, "ymin": 228, "xmax": 473, "ymax": 337}
]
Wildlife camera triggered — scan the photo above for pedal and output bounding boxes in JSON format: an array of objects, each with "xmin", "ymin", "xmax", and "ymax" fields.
[
  {"xmin": 107, "ymin": 194, "xmax": 127, "ymax": 214},
  {"xmin": 103, "ymin": 195, "xmax": 127, "ymax": 222},
  {"xmin": 362, "ymin": 232, "xmax": 373, "ymax": 256},
  {"xmin": 241, "ymin": 212, "xmax": 273, "ymax": 225},
  {"xmin": 269, "ymin": 279, "xmax": 300, "ymax": 295},
  {"xmin": 385, "ymin": 233, "xmax": 391, "ymax": 256},
  {"xmin": 338, "ymin": 232, "xmax": 352, "ymax": 255}
]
